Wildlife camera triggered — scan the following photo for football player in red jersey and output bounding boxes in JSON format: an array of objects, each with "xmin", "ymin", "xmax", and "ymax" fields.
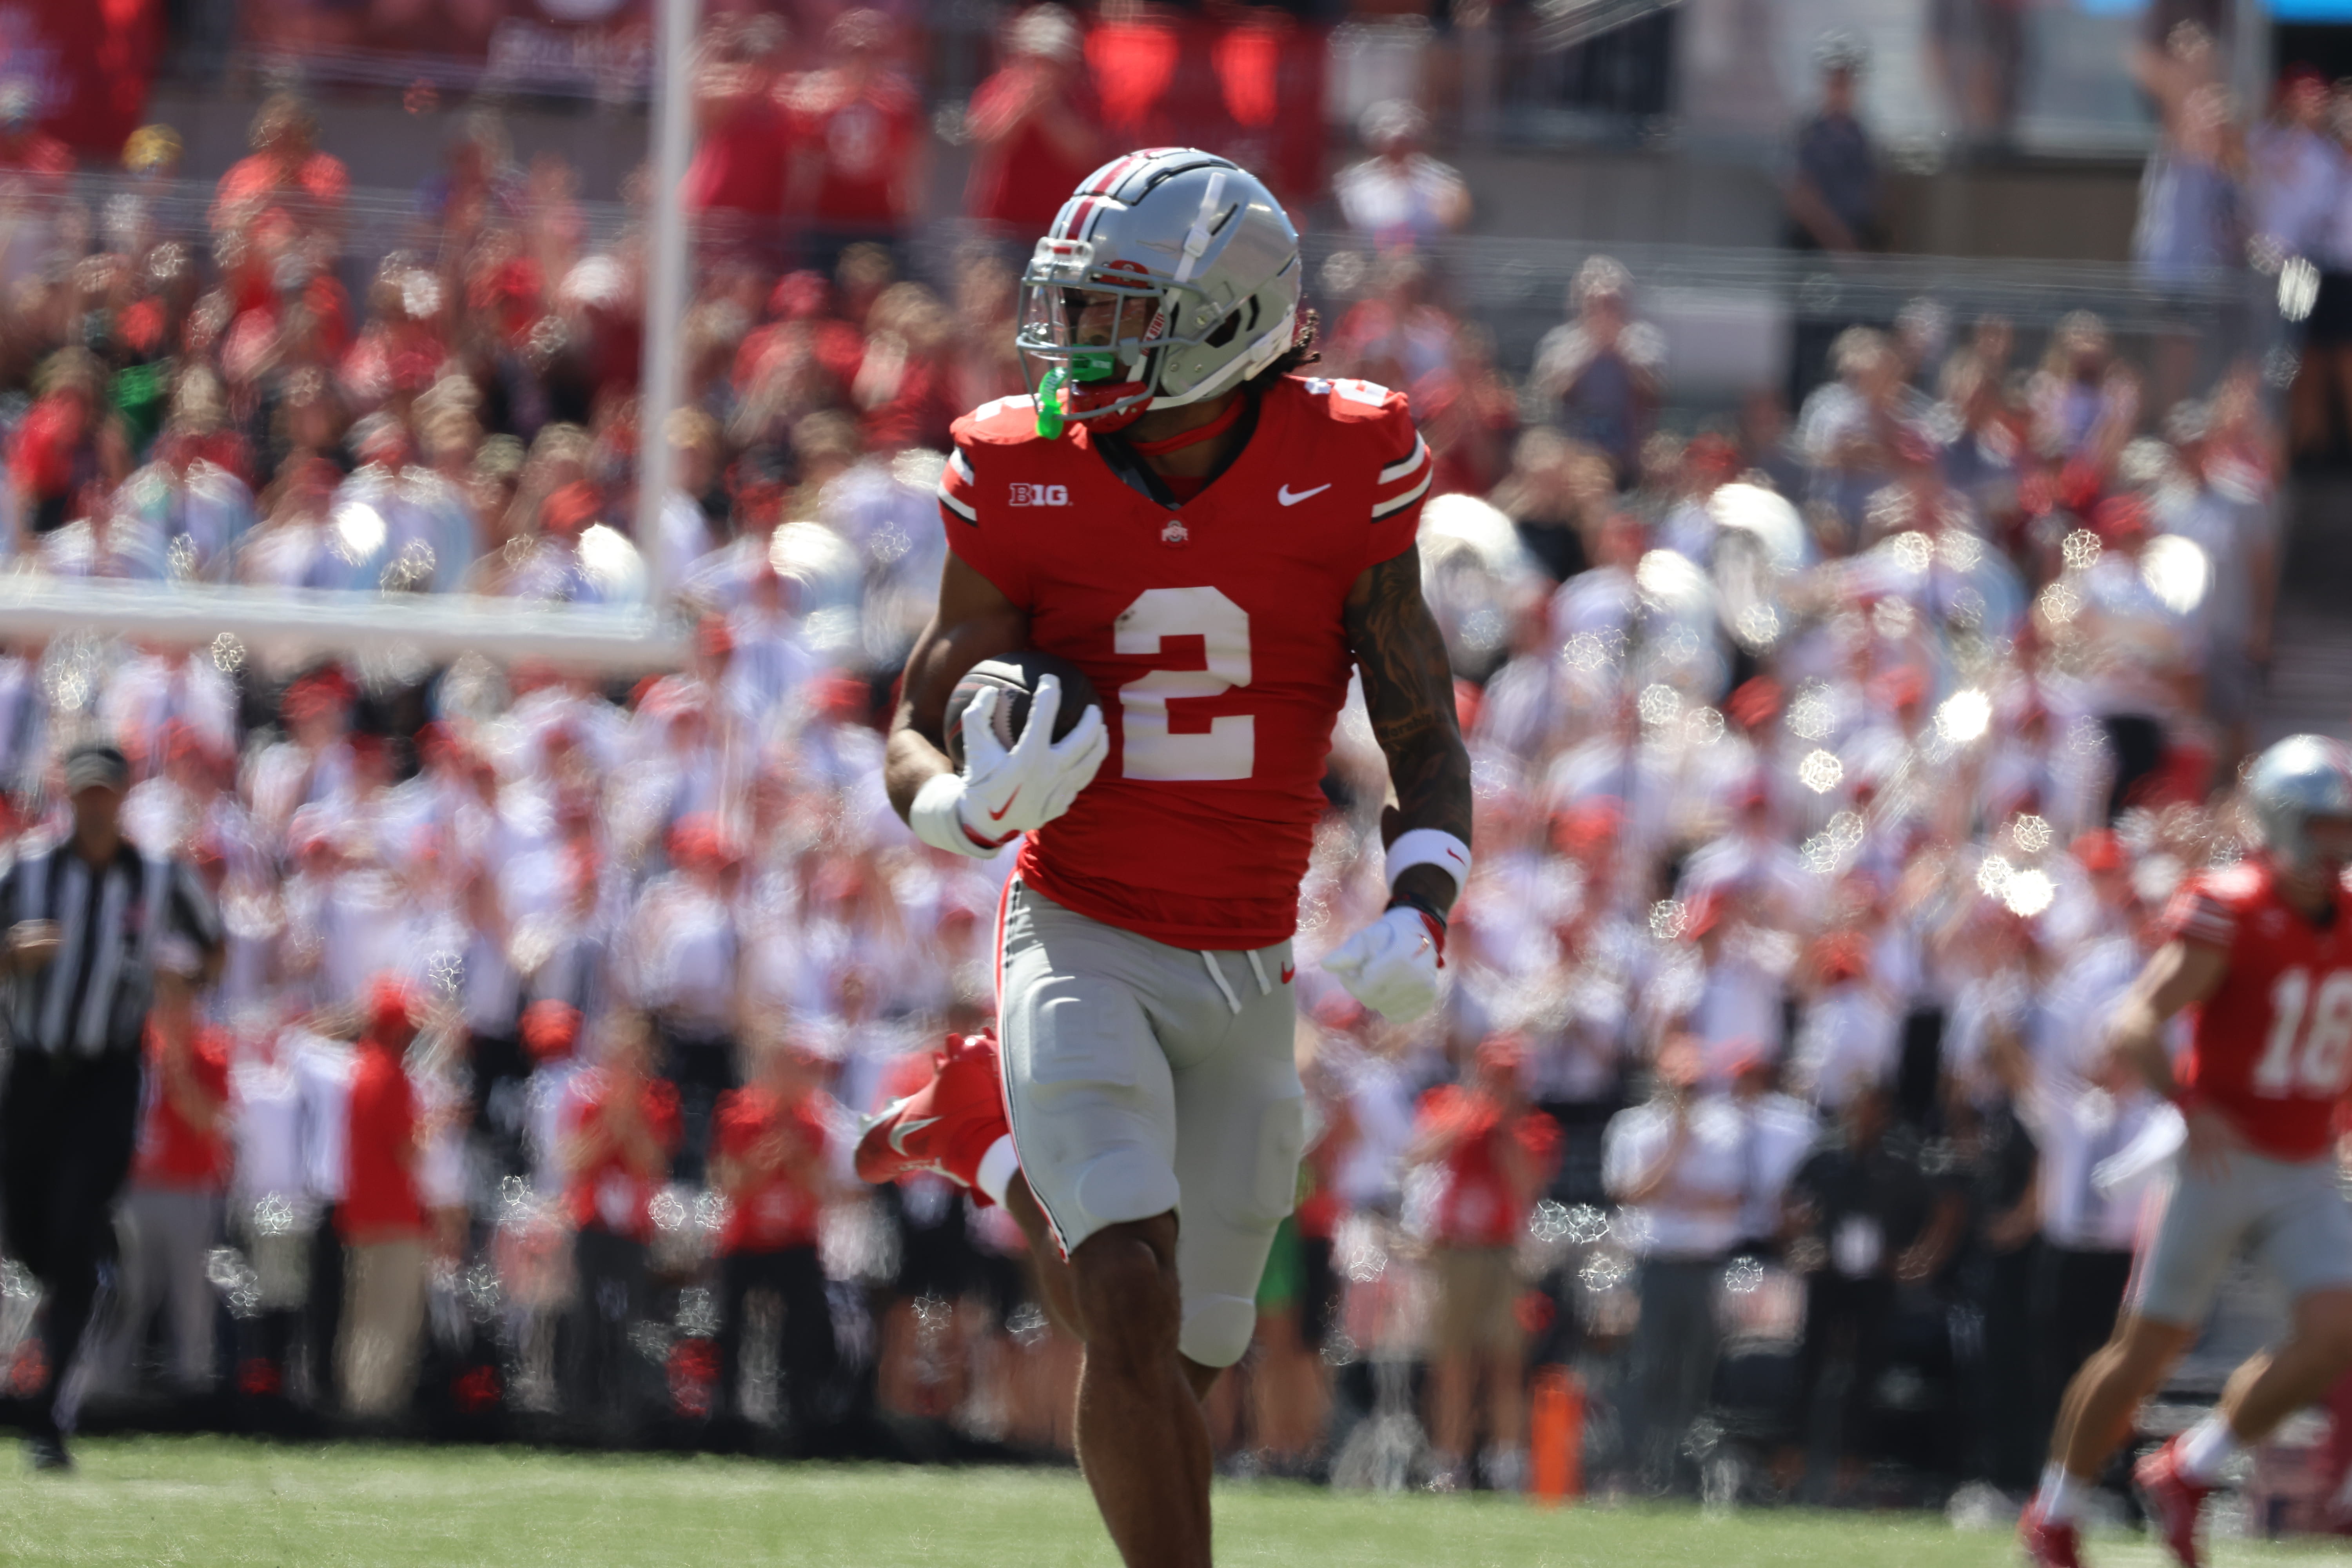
[
  {"xmin": 866, "ymin": 150, "xmax": 1469, "ymax": 1568},
  {"xmin": 2022, "ymin": 735, "xmax": 2352, "ymax": 1568}
]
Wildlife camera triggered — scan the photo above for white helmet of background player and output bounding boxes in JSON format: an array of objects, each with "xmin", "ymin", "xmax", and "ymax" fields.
[
  {"xmin": 1016, "ymin": 148, "xmax": 1302, "ymax": 434},
  {"xmin": 2245, "ymin": 733, "xmax": 2352, "ymax": 877}
]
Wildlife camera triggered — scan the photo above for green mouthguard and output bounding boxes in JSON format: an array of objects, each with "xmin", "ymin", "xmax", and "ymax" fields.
[{"xmin": 1034, "ymin": 352, "xmax": 1119, "ymax": 439}]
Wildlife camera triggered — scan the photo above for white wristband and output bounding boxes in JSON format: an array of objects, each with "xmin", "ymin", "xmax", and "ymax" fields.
[
  {"xmin": 1386, "ymin": 828, "xmax": 1471, "ymax": 895},
  {"xmin": 911, "ymin": 772, "xmax": 999, "ymax": 858}
]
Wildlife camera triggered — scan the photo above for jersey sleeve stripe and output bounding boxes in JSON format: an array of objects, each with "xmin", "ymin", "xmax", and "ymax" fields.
[
  {"xmin": 2162, "ymin": 887, "xmax": 2236, "ymax": 948},
  {"xmin": 1370, "ymin": 469, "xmax": 1434, "ymax": 520},
  {"xmin": 1378, "ymin": 436, "xmax": 1429, "ymax": 485},
  {"xmin": 949, "ymin": 448, "xmax": 976, "ymax": 485},
  {"xmin": 938, "ymin": 486, "xmax": 978, "ymax": 523}
]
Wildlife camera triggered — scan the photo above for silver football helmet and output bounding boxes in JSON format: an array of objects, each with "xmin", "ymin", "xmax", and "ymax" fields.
[
  {"xmin": 1016, "ymin": 149, "xmax": 1301, "ymax": 433},
  {"xmin": 2246, "ymin": 733, "xmax": 2352, "ymax": 875}
]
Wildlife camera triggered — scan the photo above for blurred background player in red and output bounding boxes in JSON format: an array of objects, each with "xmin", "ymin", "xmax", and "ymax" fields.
[
  {"xmin": 684, "ymin": 13, "xmax": 796, "ymax": 270},
  {"xmin": 336, "ymin": 976, "xmax": 428, "ymax": 1419},
  {"xmin": 963, "ymin": 7, "xmax": 1101, "ymax": 239},
  {"xmin": 1405, "ymin": 1033, "xmax": 1560, "ymax": 1493},
  {"xmin": 102, "ymin": 953, "xmax": 230, "ymax": 1406},
  {"xmin": 787, "ymin": 10, "xmax": 923, "ymax": 269},
  {"xmin": 560, "ymin": 1013, "xmax": 680, "ymax": 1429},
  {"xmin": 2025, "ymin": 736, "xmax": 2352, "ymax": 1568},
  {"xmin": 709, "ymin": 1032, "xmax": 842, "ymax": 1444}
]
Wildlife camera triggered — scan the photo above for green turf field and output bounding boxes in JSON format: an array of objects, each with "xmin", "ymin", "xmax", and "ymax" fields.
[{"xmin": 0, "ymin": 1437, "xmax": 2341, "ymax": 1567}]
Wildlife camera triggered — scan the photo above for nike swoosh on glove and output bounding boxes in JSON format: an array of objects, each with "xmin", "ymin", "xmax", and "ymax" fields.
[
  {"xmin": 1321, "ymin": 906, "xmax": 1445, "ymax": 1023},
  {"xmin": 958, "ymin": 676, "xmax": 1110, "ymax": 842}
]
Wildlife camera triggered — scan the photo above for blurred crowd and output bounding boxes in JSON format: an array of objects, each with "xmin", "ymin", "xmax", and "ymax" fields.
[
  {"xmin": 2131, "ymin": 29, "xmax": 2352, "ymax": 468},
  {"xmin": 0, "ymin": 30, "xmax": 2334, "ymax": 1510}
]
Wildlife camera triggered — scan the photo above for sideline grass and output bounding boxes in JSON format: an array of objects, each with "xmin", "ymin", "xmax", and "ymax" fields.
[{"xmin": 0, "ymin": 1436, "xmax": 2341, "ymax": 1566}]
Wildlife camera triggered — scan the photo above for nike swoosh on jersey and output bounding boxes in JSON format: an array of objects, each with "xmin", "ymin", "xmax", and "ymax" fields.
[
  {"xmin": 988, "ymin": 786, "xmax": 1022, "ymax": 822},
  {"xmin": 888, "ymin": 1116, "xmax": 941, "ymax": 1155},
  {"xmin": 1277, "ymin": 483, "xmax": 1332, "ymax": 506}
]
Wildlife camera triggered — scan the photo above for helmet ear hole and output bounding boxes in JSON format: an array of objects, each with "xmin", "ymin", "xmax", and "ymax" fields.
[{"xmin": 1204, "ymin": 309, "xmax": 1241, "ymax": 349}]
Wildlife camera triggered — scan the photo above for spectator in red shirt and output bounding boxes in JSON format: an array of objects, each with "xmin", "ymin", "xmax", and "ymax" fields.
[
  {"xmin": 784, "ymin": 9, "xmax": 924, "ymax": 260},
  {"xmin": 963, "ymin": 6, "xmax": 1102, "ymax": 234},
  {"xmin": 685, "ymin": 14, "xmax": 797, "ymax": 268},
  {"xmin": 102, "ymin": 962, "xmax": 229, "ymax": 1398},
  {"xmin": 561, "ymin": 1012, "xmax": 681, "ymax": 1423},
  {"xmin": 709, "ymin": 1034, "xmax": 842, "ymax": 1436},
  {"xmin": 8, "ymin": 347, "xmax": 116, "ymax": 543},
  {"xmin": 0, "ymin": 78, "xmax": 74, "ymax": 192},
  {"xmin": 209, "ymin": 95, "xmax": 349, "ymax": 243},
  {"xmin": 338, "ymin": 975, "xmax": 430, "ymax": 1417},
  {"xmin": 1405, "ymin": 1034, "xmax": 1563, "ymax": 1492}
]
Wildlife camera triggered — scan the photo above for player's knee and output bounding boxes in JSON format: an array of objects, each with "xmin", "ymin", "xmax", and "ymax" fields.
[
  {"xmin": 1177, "ymin": 1294, "xmax": 1256, "ymax": 1369},
  {"xmin": 1071, "ymin": 1222, "xmax": 1179, "ymax": 1361},
  {"xmin": 2110, "ymin": 1319, "xmax": 2190, "ymax": 1383}
]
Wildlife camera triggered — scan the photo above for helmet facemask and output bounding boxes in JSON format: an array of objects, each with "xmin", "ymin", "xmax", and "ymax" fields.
[{"xmin": 1016, "ymin": 240, "xmax": 1176, "ymax": 435}]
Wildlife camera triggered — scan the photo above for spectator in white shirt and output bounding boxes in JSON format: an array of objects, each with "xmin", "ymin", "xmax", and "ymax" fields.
[
  {"xmin": 622, "ymin": 813, "xmax": 743, "ymax": 1182},
  {"xmin": 1333, "ymin": 101, "xmax": 1470, "ymax": 251},
  {"xmin": 2022, "ymin": 917, "xmax": 2159, "ymax": 1451},
  {"xmin": 1603, "ymin": 1039, "xmax": 1748, "ymax": 1495},
  {"xmin": 228, "ymin": 1027, "xmax": 309, "ymax": 1403},
  {"xmin": 1728, "ymin": 1051, "xmax": 1822, "ymax": 1258},
  {"xmin": 650, "ymin": 408, "xmax": 722, "ymax": 601},
  {"xmin": 1790, "ymin": 932, "xmax": 1900, "ymax": 1111}
]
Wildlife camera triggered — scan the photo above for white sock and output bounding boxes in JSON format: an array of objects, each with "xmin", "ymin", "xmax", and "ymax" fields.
[
  {"xmin": 974, "ymin": 1134, "xmax": 1020, "ymax": 1209},
  {"xmin": 2176, "ymin": 1415, "xmax": 2243, "ymax": 1485},
  {"xmin": 2039, "ymin": 1465, "xmax": 2089, "ymax": 1525}
]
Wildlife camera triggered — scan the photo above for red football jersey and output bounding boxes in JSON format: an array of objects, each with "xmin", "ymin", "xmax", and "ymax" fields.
[
  {"xmin": 713, "ymin": 1084, "xmax": 833, "ymax": 1254},
  {"xmin": 2163, "ymin": 856, "xmax": 2352, "ymax": 1160},
  {"xmin": 133, "ymin": 1024, "xmax": 232, "ymax": 1191},
  {"xmin": 939, "ymin": 374, "xmax": 1433, "ymax": 949},
  {"xmin": 563, "ymin": 1073, "xmax": 683, "ymax": 1241}
]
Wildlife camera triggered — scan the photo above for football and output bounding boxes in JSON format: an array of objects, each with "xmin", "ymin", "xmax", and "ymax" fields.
[{"xmin": 944, "ymin": 651, "xmax": 1101, "ymax": 771}]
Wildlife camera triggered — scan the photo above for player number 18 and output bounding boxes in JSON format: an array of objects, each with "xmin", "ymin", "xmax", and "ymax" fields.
[{"xmin": 2253, "ymin": 967, "xmax": 2352, "ymax": 1097}]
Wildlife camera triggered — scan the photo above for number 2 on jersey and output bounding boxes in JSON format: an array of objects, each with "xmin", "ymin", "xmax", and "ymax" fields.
[
  {"xmin": 2253, "ymin": 967, "xmax": 2352, "ymax": 1096},
  {"xmin": 1113, "ymin": 587, "xmax": 1255, "ymax": 782}
]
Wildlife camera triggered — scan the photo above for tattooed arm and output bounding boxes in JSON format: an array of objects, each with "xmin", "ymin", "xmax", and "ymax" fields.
[{"xmin": 1343, "ymin": 546, "xmax": 1473, "ymax": 916}]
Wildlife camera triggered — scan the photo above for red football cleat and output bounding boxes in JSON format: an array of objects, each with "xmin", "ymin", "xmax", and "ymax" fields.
[
  {"xmin": 2018, "ymin": 1501, "xmax": 2084, "ymax": 1568},
  {"xmin": 2134, "ymin": 1436, "xmax": 2216, "ymax": 1568},
  {"xmin": 855, "ymin": 1030, "xmax": 1012, "ymax": 1204}
]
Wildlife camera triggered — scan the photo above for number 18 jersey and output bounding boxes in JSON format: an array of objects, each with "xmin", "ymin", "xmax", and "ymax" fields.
[
  {"xmin": 2163, "ymin": 856, "xmax": 2352, "ymax": 1161},
  {"xmin": 937, "ymin": 375, "xmax": 1433, "ymax": 950}
]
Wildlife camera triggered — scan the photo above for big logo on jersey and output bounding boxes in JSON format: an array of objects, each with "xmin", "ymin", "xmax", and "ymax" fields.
[{"xmin": 2254, "ymin": 967, "xmax": 2352, "ymax": 1096}]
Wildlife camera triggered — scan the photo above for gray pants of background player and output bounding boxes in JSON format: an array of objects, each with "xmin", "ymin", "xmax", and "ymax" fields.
[
  {"xmin": 2129, "ymin": 1147, "xmax": 2352, "ymax": 1327},
  {"xmin": 103, "ymin": 1187, "xmax": 223, "ymax": 1394},
  {"xmin": 998, "ymin": 880, "xmax": 1305, "ymax": 1369}
]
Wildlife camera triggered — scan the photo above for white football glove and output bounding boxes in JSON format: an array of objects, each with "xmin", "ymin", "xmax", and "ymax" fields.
[
  {"xmin": 1321, "ymin": 906, "xmax": 1446, "ymax": 1023},
  {"xmin": 912, "ymin": 676, "xmax": 1109, "ymax": 856}
]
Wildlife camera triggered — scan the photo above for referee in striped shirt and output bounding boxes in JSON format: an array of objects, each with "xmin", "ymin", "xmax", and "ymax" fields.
[{"xmin": 2, "ymin": 742, "xmax": 221, "ymax": 1470}]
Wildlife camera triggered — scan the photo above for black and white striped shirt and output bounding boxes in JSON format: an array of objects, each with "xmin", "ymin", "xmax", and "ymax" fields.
[{"xmin": 2, "ymin": 840, "xmax": 223, "ymax": 1058}]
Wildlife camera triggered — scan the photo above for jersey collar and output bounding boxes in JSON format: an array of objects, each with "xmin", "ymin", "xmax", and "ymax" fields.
[{"xmin": 1089, "ymin": 387, "xmax": 1266, "ymax": 512}]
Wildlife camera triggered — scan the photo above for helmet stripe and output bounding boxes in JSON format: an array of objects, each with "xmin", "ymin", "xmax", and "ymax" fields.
[{"xmin": 1086, "ymin": 152, "xmax": 1145, "ymax": 195}]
